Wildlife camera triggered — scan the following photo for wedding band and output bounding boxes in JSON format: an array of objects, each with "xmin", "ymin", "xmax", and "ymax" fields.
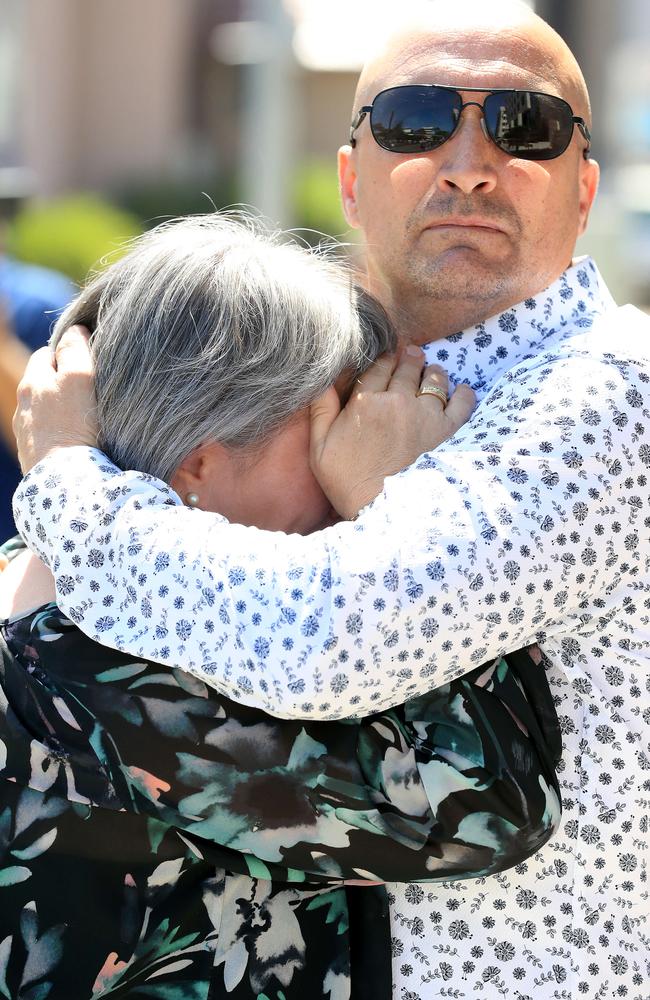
[{"xmin": 417, "ymin": 385, "xmax": 448, "ymax": 405}]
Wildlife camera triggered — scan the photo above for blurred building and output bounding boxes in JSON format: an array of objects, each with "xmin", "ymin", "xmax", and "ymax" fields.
[
  {"xmin": 538, "ymin": 0, "xmax": 650, "ymax": 304},
  {"xmin": 1, "ymin": 1, "xmax": 357, "ymax": 213},
  {"xmin": 3, "ymin": 0, "xmax": 234, "ymax": 196}
]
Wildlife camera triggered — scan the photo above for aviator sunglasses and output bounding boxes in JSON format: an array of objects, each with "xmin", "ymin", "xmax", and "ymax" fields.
[{"xmin": 350, "ymin": 84, "xmax": 592, "ymax": 161}]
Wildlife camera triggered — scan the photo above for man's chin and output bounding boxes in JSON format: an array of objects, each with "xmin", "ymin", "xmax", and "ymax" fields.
[{"xmin": 409, "ymin": 249, "xmax": 520, "ymax": 301}]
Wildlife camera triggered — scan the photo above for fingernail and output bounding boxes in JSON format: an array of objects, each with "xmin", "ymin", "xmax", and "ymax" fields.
[{"xmin": 405, "ymin": 345, "xmax": 424, "ymax": 357}]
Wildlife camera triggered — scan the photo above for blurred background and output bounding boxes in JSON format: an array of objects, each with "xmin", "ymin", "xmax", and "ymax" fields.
[
  {"xmin": 1, "ymin": 0, "xmax": 649, "ymax": 296},
  {"xmin": 0, "ymin": 0, "xmax": 649, "ymax": 537}
]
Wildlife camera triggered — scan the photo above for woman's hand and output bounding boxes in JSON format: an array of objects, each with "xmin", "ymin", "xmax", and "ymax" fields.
[
  {"xmin": 13, "ymin": 326, "xmax": 98, "ymax": 474},
  {"xmin": 310, "ymin": 347, "xmax": 476, "ymax": 520}
]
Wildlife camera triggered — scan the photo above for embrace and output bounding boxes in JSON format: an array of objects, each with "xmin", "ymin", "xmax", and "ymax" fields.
[{"xmin": 2, "ymin": 3, "xmax": 649, "ymax": 999}]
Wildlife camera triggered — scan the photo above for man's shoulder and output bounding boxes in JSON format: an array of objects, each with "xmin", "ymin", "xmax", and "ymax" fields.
[
  {"xmin": 565, "ymin": 303, "xmax": 650, "ymax": 367},
  {"xmin": 528, "ymin": 304, "xmax": 650, "ymax": 370},
  {"xmin": 594, "ymin": 301, "xmax": 650, "ymax": 334},
  {"xmin": 489, "ymin": 304, "xmax": 649, "ymax": 406}
]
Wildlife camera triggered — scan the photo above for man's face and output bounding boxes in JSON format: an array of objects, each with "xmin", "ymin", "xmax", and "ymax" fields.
[{"xmin": 339, "ymin": 29, "xmax": 599, "ymax": 332}]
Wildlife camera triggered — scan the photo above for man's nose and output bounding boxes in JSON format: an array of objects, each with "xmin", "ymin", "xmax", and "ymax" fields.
[{"xmin": 433, "ymin": 109, "xmax": 499, "ymax": 195}]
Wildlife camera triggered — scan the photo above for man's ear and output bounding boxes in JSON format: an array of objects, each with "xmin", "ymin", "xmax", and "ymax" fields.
[
  {"xmin": 577, "ymin": 157, "xmax": 600, "ymax": 238},
  {"xmin": 338, "ymin": 145, "xmax": 361, "ymax": 229}
]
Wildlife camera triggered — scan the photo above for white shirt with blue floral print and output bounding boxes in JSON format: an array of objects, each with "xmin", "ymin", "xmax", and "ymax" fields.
[{"xmin": 14, "ymin": 258, "xmax": 650, "ymax": 998}]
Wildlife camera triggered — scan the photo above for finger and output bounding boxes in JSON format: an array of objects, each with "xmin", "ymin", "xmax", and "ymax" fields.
[
  {"xmin": 353, "ymin": 351, "xmax": 398, "ymax": 394},
  {"xmin": 53, "ymin": 325, "xmax": 94, "ymax": 375},
  {"xmin": 443, "ymin": 382, "xmax": 477, "ymax": 432},
  {"xmin": 417, "ymin": 364, "xmax": 449, "ymax": 407},
  {"xmin": 383, "ymin": 345, "xmax": 426, "ymax": 396},
  {"xmin": 16, "ymin": 346, "xmax": 58, "ymax": 398},
  {"xmin": 0, "ymin": 554, "xmax": 8, "ymax": 572},
  {"xmin": 309, "ymin": 385, "xmax": 342, "ymax": 462}
]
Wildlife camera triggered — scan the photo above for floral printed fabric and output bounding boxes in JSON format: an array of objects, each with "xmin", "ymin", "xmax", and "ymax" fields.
[
  {"xmin": 0, "ymin": 592, "xmax": 561, "ymax": 998},
  {"xmin": 13, "ymin": 258, "xmax": 650, "ymax": 997},
  {"xmin": 0, "ymin": 780, "xmax": 384, "ymax": 1000}
]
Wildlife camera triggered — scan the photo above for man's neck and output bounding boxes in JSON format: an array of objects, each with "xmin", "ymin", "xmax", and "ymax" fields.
[
  {"xmin": 365, "ymin": 262, "xmax": 575, "ymax": 347},
  {"xmin": 388, "ymin": 297, "xmax": 506, "ymax": 346}
]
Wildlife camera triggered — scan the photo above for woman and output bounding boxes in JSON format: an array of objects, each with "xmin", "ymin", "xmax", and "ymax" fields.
[{"xmin": 1, "ymin": 215, "xmax": 560, "ymax": 999}]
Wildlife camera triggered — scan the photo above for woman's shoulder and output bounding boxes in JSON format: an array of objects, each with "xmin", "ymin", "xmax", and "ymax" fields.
[{"xmin": 0, "ymin": 548, "xmax": 56, "ymax": 623}]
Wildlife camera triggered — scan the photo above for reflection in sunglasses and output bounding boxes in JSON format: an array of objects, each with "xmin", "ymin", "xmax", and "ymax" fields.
[{"xmin": 351, "ymin": 85, "xmax": 591, "ymax": 161}]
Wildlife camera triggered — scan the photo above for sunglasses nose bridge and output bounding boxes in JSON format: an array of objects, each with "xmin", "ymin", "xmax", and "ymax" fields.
[
  {"xmin": 455, "ymin": 99, "xmax": 488, "ymax": 128},
  {"xmin": 459, "ymin": 100, "xmax": 485, "ymax": 114},
  {"xmin": 451, "ymin": 100, "xmax": 492, "ymax": 147}
]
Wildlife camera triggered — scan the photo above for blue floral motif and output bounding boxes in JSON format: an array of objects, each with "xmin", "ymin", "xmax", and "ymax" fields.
[{"xmin": 498, "ymin": 311, "xmax": 518, "ymax": 332}]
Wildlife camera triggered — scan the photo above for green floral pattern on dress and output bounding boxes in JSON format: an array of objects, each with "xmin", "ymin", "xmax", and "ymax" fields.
[{"xmin": 0, "ymin": 555, "xmax": 561, "ymax": 997}]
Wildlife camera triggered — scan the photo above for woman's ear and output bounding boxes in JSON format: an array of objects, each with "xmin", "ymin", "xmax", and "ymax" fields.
[
  {"xmin": 170, "ymin": 447, "xmax": 203, "ymax": 502},
  {"xmin": 170, "ymin": 442, "xmax": 230, "ymax": 509}
]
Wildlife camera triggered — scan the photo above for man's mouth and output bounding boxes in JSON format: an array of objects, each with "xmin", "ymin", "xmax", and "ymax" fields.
[{"xmin": 425, "ymin": 218, "xmax": 507, "ymax": 234}]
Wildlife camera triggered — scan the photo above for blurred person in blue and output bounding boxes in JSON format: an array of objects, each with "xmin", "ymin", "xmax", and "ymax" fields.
[{"xmin": 0, "ymin": 177, "xmax": 73, "ymax": 539}]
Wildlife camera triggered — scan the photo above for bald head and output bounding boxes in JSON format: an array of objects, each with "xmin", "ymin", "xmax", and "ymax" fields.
[
  {"xmin": 354, "ymin": 0, "xmax": 591, "ymax": 125},
  {"xmin": 339, "ymin": 0, "xmax": 599, "ymax": 342}
]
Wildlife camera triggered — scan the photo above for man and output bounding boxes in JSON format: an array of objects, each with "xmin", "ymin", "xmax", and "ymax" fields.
[{"xmin": 11, "ymin": 2, "xmax": 650, "ymax": 998}]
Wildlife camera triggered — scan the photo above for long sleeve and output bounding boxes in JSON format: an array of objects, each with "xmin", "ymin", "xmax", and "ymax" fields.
[{"xmin": 13, "ymin": 309, "xmax": 650, "ymax": 719}]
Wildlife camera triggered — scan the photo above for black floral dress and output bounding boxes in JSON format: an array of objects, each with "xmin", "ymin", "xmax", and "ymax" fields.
[{"xmin": 0, "ymin": 547, "xmax": 561, "ymax": 999}]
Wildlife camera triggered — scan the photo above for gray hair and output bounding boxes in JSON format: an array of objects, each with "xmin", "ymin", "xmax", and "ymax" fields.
[{"xmin": 51, "ymin": 213, "xmax": 396, "ymax": 482}]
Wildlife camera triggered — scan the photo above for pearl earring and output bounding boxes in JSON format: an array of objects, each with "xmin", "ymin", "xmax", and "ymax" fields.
[{"xmin": 186, "ymin": 492, "xmax": 200, "ymax": 508}]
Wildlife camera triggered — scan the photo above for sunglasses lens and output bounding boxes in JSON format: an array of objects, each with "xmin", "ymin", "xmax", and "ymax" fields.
[
  {"xmin": 483, "ymin": 92, "xmax": 574, "ymax": 160},
  {"xmin": 370, "ymin": 86, "xmax": 461, "ymax": 153}
]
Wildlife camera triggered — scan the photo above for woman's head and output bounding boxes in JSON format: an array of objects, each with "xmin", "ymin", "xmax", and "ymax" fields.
[{"xmin": 52, "ymin": 213, "xmax": 396, "ymax": 532}]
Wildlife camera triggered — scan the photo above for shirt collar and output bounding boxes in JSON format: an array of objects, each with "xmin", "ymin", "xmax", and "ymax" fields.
[{"xmin": 423, "ymin": 257, "xmax": 616, "ymax": 398}]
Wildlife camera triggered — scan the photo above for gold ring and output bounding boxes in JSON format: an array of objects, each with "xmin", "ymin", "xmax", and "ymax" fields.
[{"xmin": 417, "ymin": 385, "xmax": 448, "ymax": 405}]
